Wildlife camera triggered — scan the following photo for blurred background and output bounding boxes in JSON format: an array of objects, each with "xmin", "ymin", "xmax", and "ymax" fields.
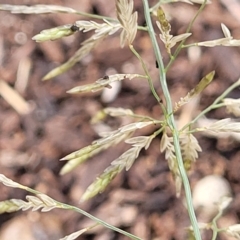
[{"xmin": 0, "ymin": 0, "xmax": 240, "ymax": 239}]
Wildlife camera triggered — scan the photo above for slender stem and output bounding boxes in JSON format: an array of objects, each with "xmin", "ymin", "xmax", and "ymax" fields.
[
  {"xmin": 164, "ymin": 0, "xmax": 207, "ymax": 73},
  {"xmin": 61, "ymin": 204, "xmax": 142, "ymax": 240},
  {"xmin": 129, "ymin": 44, "xmax": 161, "ymax": 103},
  {"xmin": 142, "ymin": 1, "xmax": 201, "ymax": 240},
  {"xmin": 130, "ymin": 114, "xmax": 162, "ymax": 123},
  {"xmin": 211, "ymin": 210, "xmax": 222, "ymax": 240},
  {"xmin": 22, "ymin": 185, "xmax": 141, "ymax": 240}
]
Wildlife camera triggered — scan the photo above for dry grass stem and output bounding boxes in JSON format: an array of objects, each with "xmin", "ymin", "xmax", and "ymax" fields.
[
  {"xmin": 0, "ymin": 79, "xmax": 31, "ymax": 115},
  {"xmin": 15, "ymin": 57, "xmax": 32, "ymax": 94}
]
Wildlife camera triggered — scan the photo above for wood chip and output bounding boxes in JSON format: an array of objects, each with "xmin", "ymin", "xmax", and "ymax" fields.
[{"xmin": 0, "ymin": 79, "xmax": 31, "ymax": 115}]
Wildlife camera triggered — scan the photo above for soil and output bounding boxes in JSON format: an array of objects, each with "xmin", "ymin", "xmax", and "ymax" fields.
[{"xmin": 0, "ymin": 1, "xmax": 240, "ymax": 240}]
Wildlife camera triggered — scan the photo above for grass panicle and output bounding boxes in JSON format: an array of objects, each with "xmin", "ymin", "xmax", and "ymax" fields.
[{"xmin": 2, "ymin": 1, "xmax": 240, "ymax": 240}]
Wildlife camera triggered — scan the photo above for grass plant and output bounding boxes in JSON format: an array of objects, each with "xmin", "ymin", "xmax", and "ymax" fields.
[{"xmin": 1, "ymin": 1, "xmax": 240, "ymax": 239}]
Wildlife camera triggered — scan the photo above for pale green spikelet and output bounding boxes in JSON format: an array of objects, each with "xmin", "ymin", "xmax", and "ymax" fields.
[
  {"xmin": 174, "ymin": 71, "xmax": 215, "ymax": 112},
  {"xmin": 32, "ymin": 24, "xmax": 79, "ymax": 42}
]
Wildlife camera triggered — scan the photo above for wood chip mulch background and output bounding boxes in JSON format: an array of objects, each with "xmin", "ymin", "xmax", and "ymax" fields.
[{"xmin": 1, "ymin": 0, "xmax": 240, "ymax": 239}]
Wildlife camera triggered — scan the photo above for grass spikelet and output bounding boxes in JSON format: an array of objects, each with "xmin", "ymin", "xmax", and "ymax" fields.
[
  {"xmin": 0, "ymin": 4, "xmax": 77, "ymax": 14},
  {"xmin": 81, "ymin": 164, "xmax": 122, "ymax": 202},
  {"xmin": 42, "ymin": 20, "xmax": 122, "ymax": 80},
  {"xmin": 160, "ymin": 132, "xmax": 182, "ymax": 197},
  {"xmin": 60, "ymin": 121, "xmax": 154, "ymax": 175},
  {"xmin": 60, "ymin": 146, "xmax": 107, "ymax": 175},
  {"xmin": 174, "ymin": 71, "xmax": 215, "ymax": 112},
  {"xmin": 226, "ymin": 224, "xmax": 240, "ymax": 239},
  {"xmin": 104, "ymin": 107, "xmax": 134, "ymax": 117},
  {"xmin": 0, "ymin": 200, "xmax": 23, "ymax": 213},
  {"xmin": 32, "ymin": 24, "xmax": 79, "ymax": 42},
  {"xmin": 203, "ymin": 118, "xmax": 240, "ymax": 133},
  {"xmin": 116, "ymin": 0, "xmax": 138, "ymax": 47},
  {"xmin": 0, "ymin": 174, "xmax": 23, "ymax": 188},
  {"xmin": 0, "ymin": 194, "xmax": 59, "ymax": 213},
  {"xmin": 75, "ymin": 19, "xmax": 121, "ymax": 39},
  {"xmin": 81, "ymin": 134, "xmax": 154, "ymax": 201},
  {"xmin": 221, "ymin": 23, "xmax": 231, "ymax": 38},
  {"xmin": 60, "ymin": 227, "xmax": 94, "ymax": 240},
  {"xmin": 180, "ymin": 133, "xmax": 202, "ymax": 170},
  {"xmin": 156, "ymin": 7, "xmax": 191, "ymax": 55},
  {"xmin": 223, "ymin": 98, "xmax": 240, "ymax": 117},
  {"xmin": 67, "ymin": 74, "xmax": 145, "ymax": 94},
  {"xmin": 43, "ymin": 38, "xmax": 99, "ymax": 80},
  {"xmin": 24, "ymin": 194, "xmax": 58, "ymax": 212},
  {"xmin": 189, "ymin": 23, "xmax": 240, "ymax": 47},
  {"xmin": 157, "ymin": 7, "xmax": 171, "ymax": 34}
]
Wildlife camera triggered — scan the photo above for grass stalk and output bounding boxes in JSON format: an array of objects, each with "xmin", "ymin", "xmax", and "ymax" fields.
[{"xmin": 142, "ymin": 1, "xmax": 202, "ymax": 239}]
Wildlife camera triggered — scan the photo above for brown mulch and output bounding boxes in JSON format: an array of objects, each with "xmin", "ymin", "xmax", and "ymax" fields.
[{"xmin": 1, "ymin": 1, "xmax": 240, "ymax": 240}]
